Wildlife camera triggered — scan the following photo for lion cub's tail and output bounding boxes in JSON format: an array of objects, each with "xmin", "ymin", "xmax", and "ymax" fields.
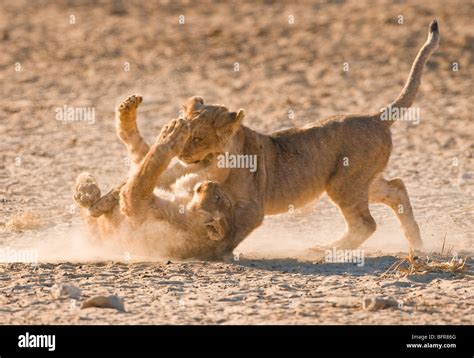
[{"xmin": 378, "ymin": 20, "xmax": 440, "ymax": 126}]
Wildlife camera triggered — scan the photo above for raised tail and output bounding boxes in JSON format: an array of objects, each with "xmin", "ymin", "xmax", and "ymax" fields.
[{"xmin": 379, "ymin": 20, "xmax": 440, "ymax": 126}]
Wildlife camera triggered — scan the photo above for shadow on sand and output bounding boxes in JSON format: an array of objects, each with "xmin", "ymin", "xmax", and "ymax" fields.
[{"xmin": 232, "ymin": 255, "xmax": 470, "ymax": 282}]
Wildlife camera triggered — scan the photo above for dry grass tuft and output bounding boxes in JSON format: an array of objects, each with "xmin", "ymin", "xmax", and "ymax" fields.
[
  {"xmin": 383, "ymin": 250, "xmax": 469, "ymax": 279},
  {"xmin": 5, "ymin": 211, "xmax": 42, "ymax": 232}
]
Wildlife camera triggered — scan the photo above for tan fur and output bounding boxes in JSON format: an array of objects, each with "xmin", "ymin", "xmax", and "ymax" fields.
[
  {"xmin": 74, "ymin": 107, "xmax": 236, "ymax": 259},
  {"xmin": 75, "ymin": 21, "xmax": 439, "ymax": 259},
  {"xmin": 174, "ymin": 21, "xmax": 439, "ymax": 252}
]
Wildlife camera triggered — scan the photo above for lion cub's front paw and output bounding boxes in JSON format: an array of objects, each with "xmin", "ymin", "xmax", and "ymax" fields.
[
  {"xmin": 73, "ymin": 173, "xmax": 101, "ymax": 209},
  {"xmin": 156, "ymin": 118, "xmax": 191, "ymax": 155},
  {"xmin": 117, "ymin": 94, "xmax": 142, "ymax": 124}
]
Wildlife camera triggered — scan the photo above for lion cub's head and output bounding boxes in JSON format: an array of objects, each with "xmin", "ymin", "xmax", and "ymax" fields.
[
  {"xmin": 188, "ymin": 180, "xmax": 235, "ymax": 242},
  {"xmin": 178, "ymin": 96, "xmax": 245, "ymax": 164}
]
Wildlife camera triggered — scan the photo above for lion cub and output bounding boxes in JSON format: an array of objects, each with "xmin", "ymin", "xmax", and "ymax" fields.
[
  {"xmin": 74, "ymin": 113, "xmax": 236, "ymax": 260},
  {"xmin": 171, "ymin": 21, "xmax": 440, "ymax": 252}
]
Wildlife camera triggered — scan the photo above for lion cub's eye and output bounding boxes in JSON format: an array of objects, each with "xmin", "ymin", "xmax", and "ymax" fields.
[{"xmin": 192, "ymin": 137, "xmax": 203, "ymax": 143}]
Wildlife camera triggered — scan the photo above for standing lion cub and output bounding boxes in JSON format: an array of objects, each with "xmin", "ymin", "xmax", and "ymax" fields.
[{"xmin": 76, "ymin": 21, "xmax": 440, "ymax": 259}]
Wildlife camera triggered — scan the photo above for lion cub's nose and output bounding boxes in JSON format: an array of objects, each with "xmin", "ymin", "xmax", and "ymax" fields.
[{"xmin": 195, "ymin": 181, "xmax": 216, "ymax": 194}]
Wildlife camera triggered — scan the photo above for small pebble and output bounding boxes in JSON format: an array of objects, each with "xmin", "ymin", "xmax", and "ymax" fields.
[
  {"xmin": 363, "ymin": 296, "xmax": 400, "ymax": 311},
  {"xmin": 81, "ymin": 295, "xmax": 125, "ymax": 312},
  {"xmin": 51, "ymin": 283, "xmax": 81, "ymax": 299}
]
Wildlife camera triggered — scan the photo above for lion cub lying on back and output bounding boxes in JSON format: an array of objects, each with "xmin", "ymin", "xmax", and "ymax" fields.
[{"xmin": 74, "ymin": 110, "xmax": 236, "ymax": 260}]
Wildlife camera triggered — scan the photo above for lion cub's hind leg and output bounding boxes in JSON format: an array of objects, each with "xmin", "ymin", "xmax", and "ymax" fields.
[
  {"xmin": 324, "ymin": 170, "xmax": 378, "ymax": 250},
  {"xmin": 116, "ymin": 94, "xmax": 150, "ymax": 167},
  {"xmin": 369, "ymin": 175, "xmax": 423, "ymax": 250},
  {"xmin": 74, "ymin": 172, "xmax": 101, "ymax": 209},
  {"xmin": 87, "ymin": 180, "xmax": 125, "ymax": 217},
  {"xmin": 73, "ymin": 173, "xmax": 122, "ymax": 217},
  {"xmin": 73, "ymin": 172, "xmax": 125, "ymax": 242},
  {"xmin": 327, "ymin": 196, "xmax": 377, "ymax": 250},
  {"xmin": 73, "ymin": 172, "xmax": 102, "ymax": 240}
]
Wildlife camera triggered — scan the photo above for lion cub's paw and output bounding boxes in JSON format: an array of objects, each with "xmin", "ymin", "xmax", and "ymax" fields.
[
  {"xmin": 156, "ymin": 118, "xmax": 191, "ymax": 154},
  {"xmin": 117, "ymin": 94, "xmax": 142, "ymax": 120},
  {"xmin": 73, "ymin": 172, "xmax": 101, "ymax": 209}
]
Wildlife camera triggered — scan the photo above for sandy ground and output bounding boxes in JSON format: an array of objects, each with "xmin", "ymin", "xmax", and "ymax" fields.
[{"xmin": 0, "ymin": 0, "xmax": 473, "ymax": 324}]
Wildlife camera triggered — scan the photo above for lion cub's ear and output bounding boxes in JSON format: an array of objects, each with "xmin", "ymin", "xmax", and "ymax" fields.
[
  {"xmin": 216, "ymin": 109, "xmax": 245, "ymax": 139},
  {"xmin": 183, "ymin": 96, "xmax": 204, "ymax": 118}
]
